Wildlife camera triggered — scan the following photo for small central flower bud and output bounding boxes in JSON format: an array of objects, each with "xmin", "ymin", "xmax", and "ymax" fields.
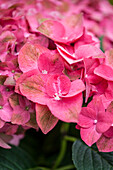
[
  {"xmin": 25, "ymin": 106, "xmax": 29, "ymax": 111},
  {"xmin": 42, "ymin": 70, "xmax": 48, "ymax": 74},
  {"xmin": 94, "ymin": 119, "xmax": 97, "ymax": 124},
  {"xmin": 53, "ymin": 93, "xmax": 61, "ymax": 101}
]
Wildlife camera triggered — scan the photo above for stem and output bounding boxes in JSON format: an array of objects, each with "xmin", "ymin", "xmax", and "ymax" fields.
[
  {"xmin": 64, "ymin": 135, "xmax": 77, "ymax": 142},
  {"xmin": 52, "ymin": 123, "xmax": 70, "ymax": 169},
  {"xmin": 56, "ymin": 164, "xmax": 75, "ymax": 170},
  {"xmin": 28, "ymin": 167, "xmax": 50, "ymax": 170}
]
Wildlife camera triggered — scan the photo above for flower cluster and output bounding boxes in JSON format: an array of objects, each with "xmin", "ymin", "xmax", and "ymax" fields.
[
  {"xmin": 72, "ymin": 0, "xmax": 113, "ymax": 51},
  {"xmin": 0, "ymin": 0, "xmax": 113, "ymax": 152}
]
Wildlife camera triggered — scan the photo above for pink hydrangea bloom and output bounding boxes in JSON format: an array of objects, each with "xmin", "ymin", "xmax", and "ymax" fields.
[{"xmin": 78, "ymin": 96, "xmax": 113, "ymax": 146}]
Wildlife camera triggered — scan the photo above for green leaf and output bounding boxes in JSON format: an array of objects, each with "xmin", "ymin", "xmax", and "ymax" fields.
[
  {"xmin": 72, "ymin": 139, "xmax": 113, "ymax": 170},
  {"xmin": 109, "ymin": 0, "xmax": 113, "ymax": 5},
  {"xmin": 0, "ymin": 145, "xmax": 35, "ymax": 170},
  {"xmin": 99, "ymin": 36, "xmax": 105, "ymax": 53}
]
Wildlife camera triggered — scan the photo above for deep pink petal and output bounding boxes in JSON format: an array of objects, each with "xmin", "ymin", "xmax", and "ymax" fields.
[
  {"xmin": 104, "ymin": 127, "xmax": 113, "ymax": 138},
  {"xmin": 46, "ymin": 74, "xmax": 71, "ymax": 97},
  {"xmin": 79, "ymin": 107, "xmax": 97, "ymax": 120},
  {"xmin": 38, "ymin": 52, "xmax": 64, "ymax": 74},
  {"xmin": 47, "ymin": 93, "xmax": 83, "ymax": 122},
  {"xmin": 78, "ymin": 114, "xmax": 94, "ymax": 128},
  {"xmin": 96, "ymin": 122, "xmax": 111, "ymax": 133},
  {"xmin": 63, "ymin": 79, "xmax": 85, "ymax": 97}
]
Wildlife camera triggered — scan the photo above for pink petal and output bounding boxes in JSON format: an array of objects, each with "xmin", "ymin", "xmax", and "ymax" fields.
[
  {"xmin": 0, "ymin": 103, "xmax": 13, "ymax": 122},
  {"xmin": 18, "ymin": 42, "xmax": 49, "ymax": 73},
  {"xmin": 56, "ymin": 43, "xmax": 75, "ymax": 59},
  {"xmin": 11, "ymin": 106, "xmax": 30, "ymax": 125},
  {"xmin": 94, "ymin": 64, "xmax": 113, "ymax": 81},
  {"xmin": 37, "ymin": 20, "xmax": 65, "ymax": 43},
  {"xmin": 9, "ymin": 93, "xmax": 19, "ymax": 108},
  {"xmin": 75, "ymin": 44, "xmax": 105, "ymax": 60},
  {"xmin": 18, "ymin": 43, "xmax": 37, "ymax": 72},
  {"xmin": 105, "ymin": 49, "xmax": 113, "ymax": 68},
  {"xmin": 0, "ymin": 119, "xmax": 5, "ymax": 128},
  {"xmin": 0, "ymin": 137, "xmax": 11, "ymax": 149},
  {"xmin": 97, "ymin": 135, "xmax": 113, "ymax": 152},
  {"xmin": 4, "ymin": 76, "xmax": 15, "ymax": 86},
  {"xmin": 96, "ymin": 111, "xmax": 112, "ymax": 133},
  {"xmin": 96, "ymin": 122, "xmax": 111, "ymax": 133},
  {"xmin": 79, "ymin": 107, "xmax": 97, "ymax": 120},
  {"xmin": 57, "ymin": 46, "xmax": 83, "ymax": 64},
  {"xmin": 63, "ymin": 79, "xmax": 85, "ymax": 97},
  {"xmin": 88, "ymin": 95, "xmax": 105, "ymax": 114},
  {"xmin": 81, "ymin": 126, "xmax": 101, "ymax": 146},
  {"xmin": 25, "ymin": 112, "xmax": 39, "ymax": 130},
  {"xmin": 36, "ymin": 104, "xmax": 58, "ymax": 134},
  {"xmin": 62, "ymin": 13, "xmax": 83, "ymax": 43},
  {"xmin": 46, "ymin": 74, "xmax": 71, "ymax": 97},
  {"xmin": 38, "ymin": 52, "xmax": 64, "ymax": 74},
  {"xmin": 104, "ymin": 127, "xmax": 113, "ymax": 138},
  {"xmin": 78, "ymin": 114, "xmax": 94, "ymax": 128},
  {"xmin": 15, "ymin": 69, "xmax": 40, "ymax": 94},
  {"xmin": 19, "ymin": 72, "xmax": 48, "ymax": 105},
  {"xmin": 47, "ymin": 93, "xmax": 83, "ymax": 122}
]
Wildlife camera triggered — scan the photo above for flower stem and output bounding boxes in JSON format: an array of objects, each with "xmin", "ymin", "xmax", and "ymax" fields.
[
  {"xmin": 52, "ymin": 123, "xmax": 70, "ymax": 169},
  {"xmin": 64, "ymin": 135, "xmax": 77, "ymax": 142}
]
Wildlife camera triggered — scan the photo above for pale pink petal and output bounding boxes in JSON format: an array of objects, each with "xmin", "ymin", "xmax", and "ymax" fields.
[
  {"xmin": 81, "ymin": 126, "xmax": 101, "ymax": 146},
  {"xmin": 18, "ymin": 42, "xmax": 49, "ymax": 73},
  {"xmin": 37, "ymin": 20, "xmax": 66, "ymax": 43},
  {"xmin": 105, "ymin": 49, "xmax": 113, "ymax": 69},
  {"xmin": 75, "ymin": 45, "xmax": 105, "ymax": 60},
  {"xmin": 0, "ymin": 137, "xmax": 11, "ymax": 149},
  {"xmin": 94, "ymin": 64, "xmax": 113, "ymax": 81},
  {"xmin": 62, "ymin": 13, "xmax": 83, "ymax": 43},
  {"xmin": 19, "ymin": 73, "xmax": 48, "ymax": 105}
]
